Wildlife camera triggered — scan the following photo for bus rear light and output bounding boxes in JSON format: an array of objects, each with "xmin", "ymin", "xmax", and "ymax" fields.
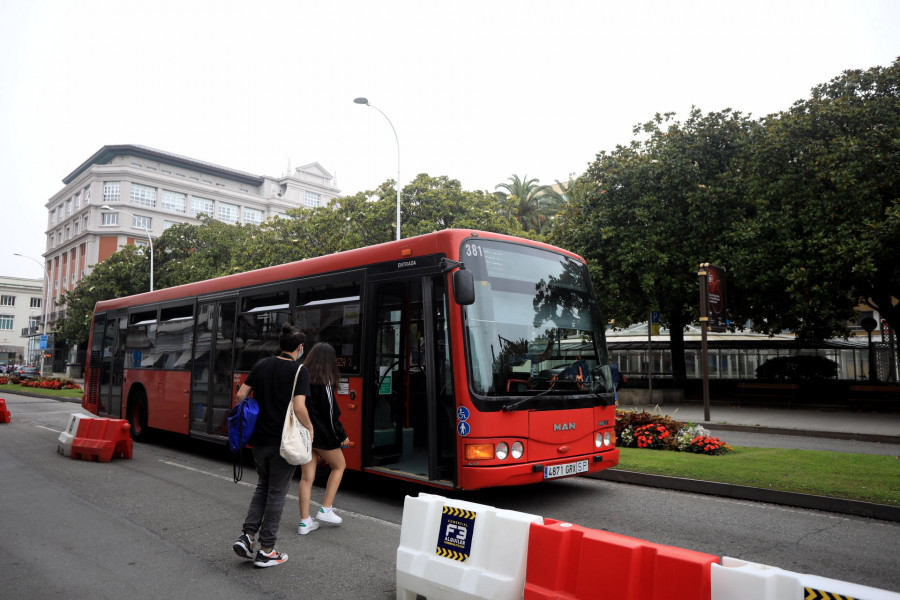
[
  {"xmin": 465, "ymin": 444, "xmax": 494, "ymax": 460},
  {"xmin": 511, "ymin": 441, "xmax": 524, "ymax": 459},
  {"xmin": 496, "ymin": 442, "xmax": 509, "ymax": 460}
]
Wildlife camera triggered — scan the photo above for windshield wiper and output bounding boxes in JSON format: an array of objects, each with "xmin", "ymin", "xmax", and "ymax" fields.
[{"xmin": 501, "ymin": 388, "xmax": 554, "ymax": 412}]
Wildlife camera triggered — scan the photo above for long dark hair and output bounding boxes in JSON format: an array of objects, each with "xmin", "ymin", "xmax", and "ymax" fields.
[
  {"xmin": 303, "ymin": 342, "xmax": 340, "ymax": 386},
  {"xmin": 278, "ymin": 322, "xmax": 306, "ymax": 353}
]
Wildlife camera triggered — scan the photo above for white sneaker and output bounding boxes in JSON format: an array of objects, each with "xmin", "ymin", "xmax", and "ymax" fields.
[
  {"xmin": 298, "ymin": 519, "xmax": 320, "ymax": 535},
  {"xmin": 316, "ymin": 506, "xmax": 343, "ymax": 525}
]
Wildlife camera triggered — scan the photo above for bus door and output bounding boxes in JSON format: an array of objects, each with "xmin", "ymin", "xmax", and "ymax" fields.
[
  {"xmin": 365, "ymin": 274, "xmax": 456, "ymax": 485},
  {"xmin": 190, "ymin": 298, "xmax": 237, "ymax": 438},
  {"xmin": 95, "ymin": 315, "xmax": 125, "ymax": 418}
]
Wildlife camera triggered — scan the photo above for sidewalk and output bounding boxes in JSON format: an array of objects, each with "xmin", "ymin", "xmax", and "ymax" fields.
[{"xmin": 618, "ymin": 402, "xmax": 900, "ymax": 444}]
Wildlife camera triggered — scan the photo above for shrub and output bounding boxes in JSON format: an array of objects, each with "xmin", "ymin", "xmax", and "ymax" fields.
[{"xmin": 756, "ymin": 355, "xmax": 838, "ymax": 380}]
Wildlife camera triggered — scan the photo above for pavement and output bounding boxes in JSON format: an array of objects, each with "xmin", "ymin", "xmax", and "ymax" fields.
[{"xmin": 592, "ymin": 400, "xmax": 900, "ymax": 522}]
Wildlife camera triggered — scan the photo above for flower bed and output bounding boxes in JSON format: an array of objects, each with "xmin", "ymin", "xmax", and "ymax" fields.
[
  {"xmin": 616, "ymin": 409, "xmax": 732, "ymax": 455},
  {"xmin": 0, "ymin": 376, "xmax": 81, "ymax": 390}
]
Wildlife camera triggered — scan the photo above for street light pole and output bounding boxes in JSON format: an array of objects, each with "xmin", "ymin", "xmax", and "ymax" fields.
[
  {"xmin": 13, "ymin": 253, "xmax": 49, "ymax": 376},
  {"xmin": 101, "ymin": 205, "xmax": 154, "ymax": 291},
  {"xmin": 353, "ymin": 97, "xmax": 401, "ymax": 241}
]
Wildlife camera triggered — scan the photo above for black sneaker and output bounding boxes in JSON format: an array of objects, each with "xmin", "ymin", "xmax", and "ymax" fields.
[
  {"xmin": 254, "ymin": 547, "xmax": 288, "ymax": 568},
  {"xmin": 232, "ymin": 533, "xmax": 254, "ymax": 560}
]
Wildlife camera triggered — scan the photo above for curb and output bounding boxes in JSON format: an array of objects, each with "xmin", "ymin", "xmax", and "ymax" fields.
[
  {"xmin": 703, "ymin": 422, "xmax": 900, "ymax": 445},
  {"xmin": 587, "ymin": 469, "xmax": 900, "ymax": 522}
]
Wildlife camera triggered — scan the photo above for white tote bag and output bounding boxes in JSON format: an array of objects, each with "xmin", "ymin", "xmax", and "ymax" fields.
[{"xmin": 279, "ymin": 365, "xmax": 312, "ymax": 465}]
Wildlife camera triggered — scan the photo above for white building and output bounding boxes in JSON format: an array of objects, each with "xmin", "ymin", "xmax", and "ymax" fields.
[
  {"xmin": 0, "ymin": 276, "xmax": 43, "ymax": 366},
  {"xmin": 36, "ymin": 144, "xmax": 340, "ymax": 369}
]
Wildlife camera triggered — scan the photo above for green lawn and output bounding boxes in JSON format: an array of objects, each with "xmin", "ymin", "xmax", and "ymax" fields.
[
  {"xmin": 615, "ymin": 446, "xmax": 900, "ymax": 506},
  {"xmin": 0, "ymin": 383, "xmax": 83, "ymax": 401}
]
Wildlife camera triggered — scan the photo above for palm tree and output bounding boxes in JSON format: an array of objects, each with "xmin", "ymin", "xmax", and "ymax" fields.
[{"xmin": 494, "ymin": 174, "xmax": 561, "ymax": 234}]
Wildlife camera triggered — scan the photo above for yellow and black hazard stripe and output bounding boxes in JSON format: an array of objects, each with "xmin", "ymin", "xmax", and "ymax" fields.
[
  {"xmin": 435, "ymin": 547, "xmax": 469, "ymax": 562},
  {"xmin": 442, "ymin": 506, "xmax": 477, "ymax": 520},
  {"xmin": 805, "ymin": 587, "xmax": 858, "ymax": 600}
]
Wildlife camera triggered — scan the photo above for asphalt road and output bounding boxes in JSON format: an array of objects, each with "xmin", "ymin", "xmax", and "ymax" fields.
[{"xmin": 2, "ymin": 392, "xmax": 898, "ymax": 598}]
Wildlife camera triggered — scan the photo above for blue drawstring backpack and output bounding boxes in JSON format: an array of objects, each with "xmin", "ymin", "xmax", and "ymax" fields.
[{"xmin": 227, "ymin": 396, "xmax": 259, "ymax": 482}]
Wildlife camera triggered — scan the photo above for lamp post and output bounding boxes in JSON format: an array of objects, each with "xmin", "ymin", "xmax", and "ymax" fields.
[
  {"xmin": 101, "ymin": 205, "xmax": 154, "ymax": 291},
  {"xmin": 353, "ymin": 97, "xmax": 401, "ymax": 241},
  {"xmin": 13, "ymin": 253, "xmax": 49, "ymax": 376}
]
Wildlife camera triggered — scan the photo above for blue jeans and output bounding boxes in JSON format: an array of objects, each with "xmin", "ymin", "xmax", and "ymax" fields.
[{"xmin": 242, "ymin": 445, "xmax": 297, "ymax": 548}]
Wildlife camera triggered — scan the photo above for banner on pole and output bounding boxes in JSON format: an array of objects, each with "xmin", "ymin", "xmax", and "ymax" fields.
[{"xmin": 706, "ymin": 265, "xmax": 727, "ymax": 332}]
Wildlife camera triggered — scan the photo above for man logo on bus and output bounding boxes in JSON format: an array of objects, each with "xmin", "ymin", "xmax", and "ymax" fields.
[{"xmin": 554, "ymin": 422, "xmax": 576, "ymax": 431}]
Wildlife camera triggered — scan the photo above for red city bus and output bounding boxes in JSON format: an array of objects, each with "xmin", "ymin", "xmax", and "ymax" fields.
[{"xmin": 82, "ymin": 229, "xmax": 619, "ymax": 489}]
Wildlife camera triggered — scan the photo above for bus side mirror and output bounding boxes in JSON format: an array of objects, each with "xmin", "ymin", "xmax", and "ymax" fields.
[{"xmin": 452, "ymin": 268, "xmax": 475, "ymax": 305}]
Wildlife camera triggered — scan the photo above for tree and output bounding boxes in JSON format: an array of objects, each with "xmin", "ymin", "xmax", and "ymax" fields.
[
  {"xmin": 495, "ymin": 174, "xmax": 561, "ymax": 234},
  {"xmin": 55, "ymin": 246, "xmax": 148, "ymax": 346},
  {"xmin": 552, "ymin": 109, "xmax": 758, "ymax": 385},
  {"xmin": 734, "ymin": 59, "xmax": 900, "ymax": 360}
]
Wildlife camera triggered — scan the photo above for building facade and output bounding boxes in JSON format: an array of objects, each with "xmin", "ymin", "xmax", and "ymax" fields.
[
  {"xmin": 0, "ymin": 276, "xmax": 44, "ymax": 366},
  {"xmin": 36, "ymin": 144, "xmax": 340, "ymax": 369}
]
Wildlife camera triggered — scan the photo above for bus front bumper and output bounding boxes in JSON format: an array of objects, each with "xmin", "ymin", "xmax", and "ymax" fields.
[{"xmin": 458, "ymin": 447, "xmax": 620, "ymax": 490}]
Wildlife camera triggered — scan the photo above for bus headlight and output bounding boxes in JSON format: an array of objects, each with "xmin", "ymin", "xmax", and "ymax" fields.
[
  {"xmin": 496, "ymin": 442, "xmax": 509, "ymax": 460},
  {"xmin": 511, "ymin": 441, "xmax": 524, "ymax": 459},
  {"xmin": 604, "ymin": 431, "xmax": 612, "ymax": 447},
  {"xmin": 595, "ymin": 432, "xmax": 603, "ymax": 448}
]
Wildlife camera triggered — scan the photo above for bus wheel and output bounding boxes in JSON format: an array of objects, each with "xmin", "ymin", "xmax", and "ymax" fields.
[{"xmin": 127, "ymin": 392, "xmax": 151, "ymax": 443}]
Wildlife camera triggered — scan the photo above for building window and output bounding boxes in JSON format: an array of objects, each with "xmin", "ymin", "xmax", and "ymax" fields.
[
  {"xmin": 161, "ymin": 190, "xmax": 186, "ymax": 213},
  {"xmin": 65, "ymin": 226, "xmax": 70, "ymax": 241},
  {"xmin": 219, "ymin": 202, "xmax": 240, "ymax": 224},
  {"xmin": 75, "ymin": 192, "xmax": 82, "ymax": 210},
  {"xmin": 0, "ymin": 295, "xmax": 15, "ymax": 306},
  {"xmin": 131, "ymin": 215, "xmax": 152, "ymax": 230},
  {"xmin": 164, "ymin": 220, "xmax": 178, "ymax": 230},
  {"xmin": 244, "ymin": 207, "xmax": 263, "ymax": 225},
  {"xmin": 191, "ymin": 197, "xmax": 214, "ymax": 216},
  {"xmin": 30, "ymin": 297, "xmax": 42, "ymax": 308},
  {"xmin": 83, "ymin": 216, "xmax": 88, "ymax": 230},
  {"xmin": 66, "ymin": 198, "xmax": 72, "ymax": 216},
  {"xmin": 304, "ymin": 192, "xmax": 320, "ymax": 208},
  {"xmin": 74, "ymin": 221, "xmax": 79, "ymax": 235},
  {"xmin": 49, "ymin": 234, "xmax": 55, "ymax": 247},
  {"xmin": 50, "ymin": 209, "xmax": 56, "ymax": 224},
  {"xmin": 0, "ymin": 315, "xmax": 13, "ymax": 331},
  {"xmin": 103, "ymin": 181, "xmax": 121, "ymax": 203},
  {"xmin": 84, "ymin": 186, "xmax": 91, "ymax": 204},
  {"xmin": 101, "ymin": 212, "xmax": 119, "ymax": 226},
  {"xmin": 29, "ymin": 316, "xmax": 40, "ymax": 330},
  {"xmin": 130, "ymin": 183, "xmax": 156, "ymax": 207}
]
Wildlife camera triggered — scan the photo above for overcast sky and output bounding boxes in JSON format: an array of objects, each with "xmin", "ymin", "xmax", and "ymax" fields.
[{"xmin": 1, "ymin": 0, "xmax": 897, "ymax": 279}]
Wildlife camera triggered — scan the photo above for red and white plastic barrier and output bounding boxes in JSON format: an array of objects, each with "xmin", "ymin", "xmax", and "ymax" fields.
[
  {"xmin": 525, "ymin": 519, "xmax": 719, "ymax": 600},
  {"xmin": 57, "ymin": 413, "xmax": 94, "ymax": 457},
  {"xmin": 396, "ymin": 494, "xmax": 899, "ymax": 600},
  {"xmin": 711, "ymin": 557, "xmax": 900, "ymax": 600},
  {"xmin": 396, "ymin": 493, "xmax": 542, "ymax": 600},
  {"xmin": 70, "ymin": 417, "xmax": 132, "ymax": 462}
]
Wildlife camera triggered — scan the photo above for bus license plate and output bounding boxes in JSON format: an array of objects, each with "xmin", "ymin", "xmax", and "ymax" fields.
[{"xmin": 543, "ymin": 460, "xmax": 589, "ymax": 479}]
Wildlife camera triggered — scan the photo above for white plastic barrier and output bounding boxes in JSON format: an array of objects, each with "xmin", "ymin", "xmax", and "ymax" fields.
[
  {"xmin": 712, "ymin": 557, "xmax": 900, "ymax": 600},
  {"xmin": 396, "ymin": 493, "xmax": 542, "ymax": 600},
  {"xmin": 58, "ymin": 413, "xmax": 93, "ymax": 457}
]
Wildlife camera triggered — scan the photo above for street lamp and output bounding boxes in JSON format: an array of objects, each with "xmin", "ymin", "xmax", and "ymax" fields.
[
  {"xmin": 13, "ymin": 253, "xmax": 49, "ymax": 376},
  {"xmin": 353, "ymin": 97, "xmax": 401, "ymax": 241},
  {"xmin": 101, "ymin": 205, "xmax": 154, "ymax": 291}
]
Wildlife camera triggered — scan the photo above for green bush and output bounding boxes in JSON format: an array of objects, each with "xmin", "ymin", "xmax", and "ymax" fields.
[{"xmin": 755, "ymin": 355, "xmax": 838, "ymax": 380}]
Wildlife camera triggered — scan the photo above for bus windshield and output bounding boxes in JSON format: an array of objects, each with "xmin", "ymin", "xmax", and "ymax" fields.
[{"xmin": 461, "ymin": 239, "xmax": 612, "ymax": 401}]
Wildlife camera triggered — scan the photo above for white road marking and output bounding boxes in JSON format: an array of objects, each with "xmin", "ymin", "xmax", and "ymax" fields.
[{"xmin": 160, "ymin": 459, "xmax": 400, "ymax": 529}]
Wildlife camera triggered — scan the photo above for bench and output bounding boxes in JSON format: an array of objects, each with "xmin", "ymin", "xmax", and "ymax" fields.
[
  {"xmin": 848, "ymin": 384, "xmax": 900, "ymax": 408},
  {"xmin": 736, "ymin": 382, "xmax": 801, "ymax": 406}
]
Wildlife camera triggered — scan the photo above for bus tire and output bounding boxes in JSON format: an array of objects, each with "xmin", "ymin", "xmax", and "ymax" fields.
[{"xmin": 127, "ymin": 390, "xmax": 152, "ymax": 443}]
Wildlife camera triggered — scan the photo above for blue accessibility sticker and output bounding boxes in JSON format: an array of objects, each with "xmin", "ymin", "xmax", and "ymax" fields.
[
  {"xmin": 456, "ymin": 406, "xmax": 470, "ymax": 422},
  {"xmin": 457, "ymin": 421, "xmax": 470, "ymax": 437}
]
